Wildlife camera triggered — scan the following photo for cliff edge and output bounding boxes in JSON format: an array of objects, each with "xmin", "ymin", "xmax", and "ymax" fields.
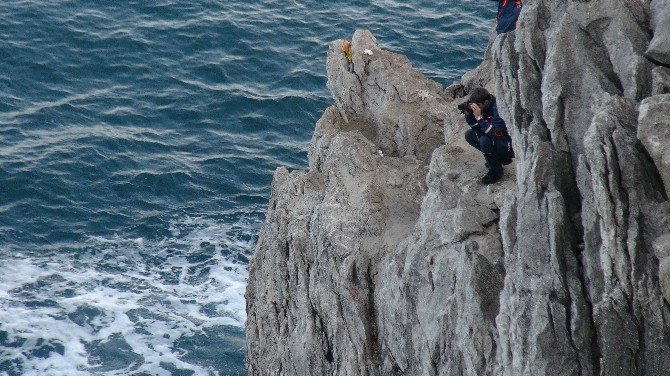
[{"xmin": 246, "ymin": 1, "xmax": 670, "ymax": 375}]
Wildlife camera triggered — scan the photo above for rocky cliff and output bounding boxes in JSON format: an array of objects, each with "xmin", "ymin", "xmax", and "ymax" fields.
[{"xmin": 245, "ymin": 1, "xmax": 670, "ymax": 375}]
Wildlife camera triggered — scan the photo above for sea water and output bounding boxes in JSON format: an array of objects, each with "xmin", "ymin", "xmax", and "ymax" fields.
[{"xmin": 0, "ymin": 1, "xmax": 494, "ymax": 375}]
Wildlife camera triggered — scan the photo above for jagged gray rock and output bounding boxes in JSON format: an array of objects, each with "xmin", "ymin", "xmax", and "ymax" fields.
[
  {"xmin": 638, "ymin": 94, "xmax": 670, "ymax": 198},
  {"xmin": 577, "ymin": 98, "xmax": 670, "ymax": 375},
  {"xmin": 655, "ymin": 235, "xmax": 670, "ymax": 303},
  {"xmin": 648, "ymin": 0, "xmax": 670, "ymax": 65},
  {"xmin": 374, "ymin": 99, "xmax": 515, "ymax": 375},
  {"xmin": 651, "ymin": 67, "xmax": 670, "ymax": 95},
  {"xmin": 326, "ymin": 30, "xmax": 446, "ymax": 163},
  {"xmin": 494, "ymin": 1, "xmax": 670, "ymax": 375},
  {"xmin": 246, "ymin": 30, "xmax": 452, "ymax": 376},
  {"xmin": 247, "ymin": 1, "xmax": 670, "ymax": 375}
]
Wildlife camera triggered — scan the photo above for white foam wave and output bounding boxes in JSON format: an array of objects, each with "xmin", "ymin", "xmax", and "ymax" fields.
[{"xmin": 0, "ymin": 215, "xmax": 258, "ymax": 375}]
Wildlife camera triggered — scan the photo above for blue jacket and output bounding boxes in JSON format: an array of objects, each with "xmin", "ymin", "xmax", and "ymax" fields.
[
  {"xmin": 493, "ymin": 0, "xmax": 523, "ymax": 34},
  {"xmin": 465, "ymin": 95, "xmax": 508, "ymax": 138}
]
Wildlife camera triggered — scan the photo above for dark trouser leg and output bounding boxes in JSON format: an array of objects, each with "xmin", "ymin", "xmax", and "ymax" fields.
[
  {"xmin": 480, "ymin": 135, "xmax": 503, "ymax": 177},
  {"xmin": 465, "ymin": 129, "xmax": 480, "ymax": 150}
]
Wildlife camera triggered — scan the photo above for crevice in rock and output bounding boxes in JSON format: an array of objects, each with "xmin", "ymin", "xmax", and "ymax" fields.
[
  {"xmin": 430, "ymin": 338, "xmax": 440, "ymax": 376},
  {"xmin": 609, "ymin": 134, "xmax": 632, "ymax": 264},
  {"xmin": 317, "ymin": 310, "xmax": 334, "ymax": 364},
  {"xmin": 579, "ymin": 19, "xmax": 625, "ymax": 96},
  {"xmin": 561, "ymin": 270, "xmax": 584, "ymax": 376},
  {"xmin": 537, "ymin": 2, "xmax": 552, "ymax": 32},
  {"xmin": 392, "ymin": 85, "xmax": 402, "ymax": 101},
  {"xmin": 546, "ymin": 299, "xmax": 558, "ymax": 339},
  {"xmin": 545, "ymin": 192, "xmax": 584, "ymax": 374},
  {"xmin": 599, "ymin": 145, "xmax": 620, "ymax": 226},
  {"xmin": 366, "ymin": 263, "xmax": 382, "ymax": 367},
  {"xmin": 635, "ymin": 140, "xmax": 669, "ymax": 202},
  {"xmin": 572, "ymin": 215, "xmax": 603, "ymax": 375},
  {"xmin": 566, "ymin": 192, "xmax": 603, "ymax": 376},
  {"xmin": 383, "ymin": 337, "xmax": 405, "ymax": 375},
  {"xmin": 353, "ymin": 69, "xmax": 364, "ymax": 94},
  {"xmin": 634, "ymin": 272, "xmax": 646, "ymax": 375},
  {"xmin": 646, "ymin": 56, "xmax": 670, "ymax": 70},
  {"xmin": 428, "ymin": 269, "xmax": 435, "ymax": 292},
  {"xmin": 352, "ymin": 260, "xmax": 360, "ymax": 285},
  {"xmin": 618, "ymin": 289, "xmax": 644, "ymax": 375},
  {"xmin": 306, "ymin": 258, "xmax": 334, "ymax": 366}
]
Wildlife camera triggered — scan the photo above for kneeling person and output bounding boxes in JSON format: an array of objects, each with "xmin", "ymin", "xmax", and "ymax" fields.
[{"xmin": 461, "ymin": 87, "xmax": 514, "ymax": 185}]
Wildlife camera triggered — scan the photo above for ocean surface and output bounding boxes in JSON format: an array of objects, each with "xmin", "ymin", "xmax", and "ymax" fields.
[{"xmin": 0, "ymin": 1, "xmax": 494, "ymax": 375}]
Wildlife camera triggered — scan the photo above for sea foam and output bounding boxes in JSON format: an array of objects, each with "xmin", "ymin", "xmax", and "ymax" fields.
[{"xmin": 0, "ymin": 215, "xmax": 256, "ymax": 375}]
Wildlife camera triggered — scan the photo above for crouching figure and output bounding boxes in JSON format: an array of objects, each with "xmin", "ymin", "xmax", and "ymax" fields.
[{"xmin": 459, "ymin": 87, "xmax": 514, "ymax": 185}]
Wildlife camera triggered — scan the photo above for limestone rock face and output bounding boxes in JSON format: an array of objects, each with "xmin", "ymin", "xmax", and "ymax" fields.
[
  {"xmin": 493, "ymin": 1, "xmax": 670, "ymax": 375},
  {"xmin": 638, "ymin": 94, "xmax": 670, "ymax": 198},
  {"xmin": 246, "ymin": 1, "xmax": 670, "ymax": 375},
  {"xmin": 246, "ymin": 31, "xmax": 450, "ymax": 376},
  {"xmin": 648, "ymin": 0, "xmax": 670, "ymax": 64},
  {"xmin": 326, "ymin": 30, "xmax": 447, "ymax": 163},
  {"xmin": 651, "ymin": 67, "xmax": 670, "ymax": 95}
]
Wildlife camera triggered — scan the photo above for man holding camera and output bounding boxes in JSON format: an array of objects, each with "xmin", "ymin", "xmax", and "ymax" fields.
[{"xmin": 460, "ymin": 87, "xmax": 514, "ymax": 185}]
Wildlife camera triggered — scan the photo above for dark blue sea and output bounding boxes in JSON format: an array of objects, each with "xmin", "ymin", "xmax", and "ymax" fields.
[{"xmin": 0, "ymin": 1, "xmax": 493, "ymax": 375}]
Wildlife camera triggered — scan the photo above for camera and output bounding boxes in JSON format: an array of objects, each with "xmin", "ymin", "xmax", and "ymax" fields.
[{"xmin": 458, "ymin": 101, "xmax": 473, "ymax": 115}]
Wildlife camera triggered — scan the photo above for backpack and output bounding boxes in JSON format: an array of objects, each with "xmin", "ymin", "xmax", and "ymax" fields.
[{"xmin": 494, "ymin": 132, "xmax": 515, "ymax": 165}]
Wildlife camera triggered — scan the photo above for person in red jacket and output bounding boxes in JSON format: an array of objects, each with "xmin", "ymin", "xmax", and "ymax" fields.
[{"xmin": 492, "ymin": 0, "xmax": 523, "ymax": 34}]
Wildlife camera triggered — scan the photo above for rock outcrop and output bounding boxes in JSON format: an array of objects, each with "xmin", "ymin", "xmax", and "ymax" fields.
[{"xmin": 246, "ymin": 1, "xmax": 670, "ymax": 375}]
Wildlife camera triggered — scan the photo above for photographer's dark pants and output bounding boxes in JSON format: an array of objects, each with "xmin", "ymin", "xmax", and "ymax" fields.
[{"xmin": 465, "ymin": 129, "xmax": 504, "ymax": 175}]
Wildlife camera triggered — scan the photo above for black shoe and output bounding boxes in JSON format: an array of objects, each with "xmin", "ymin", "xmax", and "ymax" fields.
[{"xmin": 480, "ymin": 169, "xmax": 503, "ymax": 185}]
